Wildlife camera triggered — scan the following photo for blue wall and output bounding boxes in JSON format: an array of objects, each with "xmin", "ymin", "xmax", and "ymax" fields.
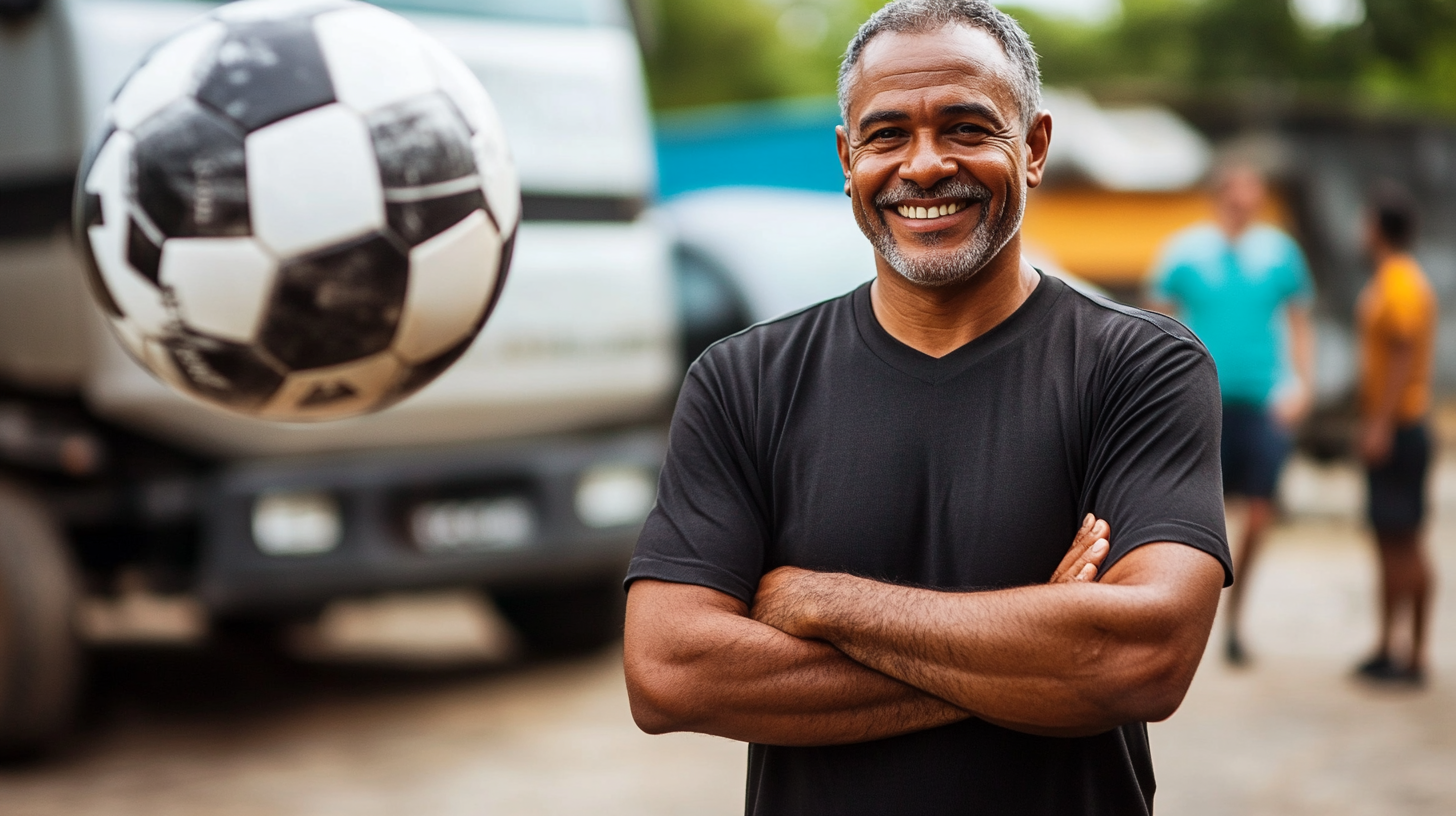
[{"xmin": 654, "ymin": 98, "xmax": 845, "ymax": 199}]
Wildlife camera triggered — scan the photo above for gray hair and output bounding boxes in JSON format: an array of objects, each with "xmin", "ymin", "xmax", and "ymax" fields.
[{"xmin": 837, "ymin": 0, "xmax": 1042, "ymax": 131}]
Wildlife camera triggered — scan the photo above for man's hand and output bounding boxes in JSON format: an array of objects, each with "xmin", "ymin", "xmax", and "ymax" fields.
[
  {"xmin": 1051, "ymin": 514, "xmax": 1111, "ymax": 583},
  {"xmin": 753, "ymin": 515, "xmax": 1113, "ymax": 639},
  {"xmin": 1271, "ymin": 385, "xmax": 1313, "ymax": 430}
]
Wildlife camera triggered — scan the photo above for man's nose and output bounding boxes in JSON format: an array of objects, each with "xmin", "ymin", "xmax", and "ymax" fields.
[{"xmin": 899, "ymin": 133, "xmax": 956, "ymax": 189}]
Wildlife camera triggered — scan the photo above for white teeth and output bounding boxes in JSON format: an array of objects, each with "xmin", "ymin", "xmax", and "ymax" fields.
[{"xmin": 896, "ymin": 202, "xmax": 964, "ymax": 219}]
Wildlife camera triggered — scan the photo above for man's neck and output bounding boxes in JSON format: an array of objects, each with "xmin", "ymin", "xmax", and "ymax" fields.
[
  {"xmin": 1218, "ymin": 217, "xmax": 1253, "ymax": 242},
  {"xmin": 869, "ymin": 239, "xmax": 1040, "ymax": 359}
]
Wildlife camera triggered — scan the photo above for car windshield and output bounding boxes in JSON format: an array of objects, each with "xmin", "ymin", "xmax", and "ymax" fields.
[{"xmin": 371, "ymin": 0, "xmax": 628, "ymax": 27}]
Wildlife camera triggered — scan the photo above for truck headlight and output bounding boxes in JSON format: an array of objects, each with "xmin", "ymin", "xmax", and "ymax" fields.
[
  {"xmin": 252, "ymin": 491, "xmax": 342, "ymax": 556},
  {"xmin": 575, "ymin": 464, "xmax": 656, "ymax": 529}
]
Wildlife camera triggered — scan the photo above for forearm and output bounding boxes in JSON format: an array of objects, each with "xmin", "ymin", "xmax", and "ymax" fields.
[
  {"xmin": 624, "ymin": 581, "xmax": 969, "ymax": 746},
  {"xmin": 1289, "ymin": 307, "xmax": 1315, "ymax": 395},
  {"xmin": 772, "ymin": 547, "xmax": 1221, "ymax": 735}
]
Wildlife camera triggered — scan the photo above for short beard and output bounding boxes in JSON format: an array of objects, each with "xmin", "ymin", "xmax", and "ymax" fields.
[{"xmin": 853, "ymin": 177, "xmax": 1024, "ymax": 288}]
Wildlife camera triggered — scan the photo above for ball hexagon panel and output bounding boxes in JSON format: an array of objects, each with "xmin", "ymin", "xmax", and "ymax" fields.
[
  {"xmin": 313, "ymin": 6, "xmax": 437, "ymax": 115},
  {"xmin": 246, "ymin": 103, "xmax": 383, "ymax": 257},
  {"xmin": 110, "ymin": 22, "xmax": 225, "ymax": 132},
  {"xmin": 159, "ymin": 237, "xmax": 278, "ymax": 344},
  {"xmin": 133, "ymin": 99, "xmax": 250, "ymax": 239},
  {"xmin": 196, "ymin": 16, "xmax": 336, "ymax": 132},
  {"xmin": 164, "ymin": 329, "xmax": 287, "ymax": 409},
  {"xmin": 260, "ymin": 350, "xmax": 403, "ymax": 420},
  {"xmin": 259, "ymin": 232, "xmax": 409, "ymax": 371},
  {"xmin": 393, "ymin": 209, "xmax": 500, "ymax": 364}
]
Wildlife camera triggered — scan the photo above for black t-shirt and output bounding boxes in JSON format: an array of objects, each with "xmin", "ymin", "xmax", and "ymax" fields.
[{"xmin": 627, "ymin": 274, "xmax": 1231, "ymax": 816}]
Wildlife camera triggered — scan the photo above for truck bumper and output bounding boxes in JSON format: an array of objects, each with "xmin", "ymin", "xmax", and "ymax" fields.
[{"xmin": 196, "ymin": 429, "xmax": 664, "ymax": 617}]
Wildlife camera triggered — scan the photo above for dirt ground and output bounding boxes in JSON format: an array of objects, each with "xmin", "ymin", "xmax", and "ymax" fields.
[{"xmin": 0, "ymin": 456, "xmax": 1453, "ymax": 815}]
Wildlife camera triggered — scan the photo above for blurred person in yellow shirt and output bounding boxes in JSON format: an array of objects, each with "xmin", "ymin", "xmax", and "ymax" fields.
[{"xmin": 1355, "ymin": 184, "xmax": 1437, "ymax": 687}]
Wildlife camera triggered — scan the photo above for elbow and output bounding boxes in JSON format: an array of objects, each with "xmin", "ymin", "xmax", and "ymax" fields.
[
  {"xmin": 623, "ymin": 650, "xmax": 701, "ymax": 736},
  {"xmin": 1105, "ymin": 646, "xmax": 1200, "ymax": 725}
]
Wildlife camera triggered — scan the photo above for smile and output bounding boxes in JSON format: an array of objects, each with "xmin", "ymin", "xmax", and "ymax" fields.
[{"xmin": 893, "ymin": 201, "xmax": 967, "ymax": 220}]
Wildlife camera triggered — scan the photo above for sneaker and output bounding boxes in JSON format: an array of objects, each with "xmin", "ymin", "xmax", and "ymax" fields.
[
  {"xmin": 1354, "ymin": 654, "xmax": 1425, "ymax": 687},
  {"xmin": 1224, "ymin": 632, "xmax": 1248, "ymax": 667}
]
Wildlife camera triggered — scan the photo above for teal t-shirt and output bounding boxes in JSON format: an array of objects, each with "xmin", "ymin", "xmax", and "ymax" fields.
[{"xmin": 1152, "ymin": 223, "xmax": 1312, "ymax": 405}]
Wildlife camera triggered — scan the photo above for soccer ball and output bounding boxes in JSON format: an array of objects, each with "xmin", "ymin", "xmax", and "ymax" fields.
[{"xmin": 74, "ymin": 0, "xmax": 520, "ymax": 421}]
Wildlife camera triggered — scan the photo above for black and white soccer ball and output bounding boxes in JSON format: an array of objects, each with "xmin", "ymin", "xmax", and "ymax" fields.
[{"xmin": 74, "ymin": 0, "xmax": 519, "ymax": 421}]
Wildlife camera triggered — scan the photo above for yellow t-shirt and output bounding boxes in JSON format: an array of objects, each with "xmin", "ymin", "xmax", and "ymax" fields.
[{"xmin": 1358, "ymin": 255, "xmax": 1437, "ymax": 424}]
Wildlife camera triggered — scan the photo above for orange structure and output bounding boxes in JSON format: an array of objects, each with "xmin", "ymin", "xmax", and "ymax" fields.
[{"xmin": 1022, "ymin": 187, "xmax": 1293, "ymax": 287}]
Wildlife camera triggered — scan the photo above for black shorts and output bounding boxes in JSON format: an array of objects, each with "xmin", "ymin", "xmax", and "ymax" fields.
[
  {"xmin": 1367, "ymin": 424, "xmax": 1431, "ymax": 535},
  {"xmin": 1221, "ymin": 402, "xmax": 1291, "ymax": 500}
]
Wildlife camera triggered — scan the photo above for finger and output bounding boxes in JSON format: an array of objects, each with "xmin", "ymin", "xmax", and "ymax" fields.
[
  {"xmin": 1054, "ymin": 536, "xmax": 1106, "ymax": 585},
  {"xmin": 1075, "ymin": 562, "xmax": 1097, "ymax": 582},
  {"xmin": 1053, "ymin": 522, "xmax": 1109, "ymax": 583},
  {"xmin": 1066, "ymin": 538, "xmax": 1110, "ymax": 583}
]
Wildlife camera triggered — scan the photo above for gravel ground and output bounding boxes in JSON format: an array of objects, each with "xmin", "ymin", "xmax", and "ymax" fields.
[{"xmin": 0, "ymin": 456, "xmax": 1452, "ymax": 815}]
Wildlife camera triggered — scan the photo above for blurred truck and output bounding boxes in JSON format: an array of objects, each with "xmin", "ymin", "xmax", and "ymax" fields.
[{"xmin": 0, "ymin": 0, "xmax": 675, "ymax": 753}]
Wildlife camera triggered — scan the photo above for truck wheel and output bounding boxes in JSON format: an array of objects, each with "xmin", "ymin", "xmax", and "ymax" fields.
[
  {"xmin": 0, "ymin": 482, "xmax": 80, "ymax": 757},
  {"xmin": 491, "ymin": 578, "xmax": 626, "ymax": 656}
]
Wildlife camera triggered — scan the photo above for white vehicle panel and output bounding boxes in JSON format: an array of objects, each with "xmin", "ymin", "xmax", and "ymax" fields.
[{"xmin": 412, "ymin": 16, "xmax": 655, "ymax": 198}]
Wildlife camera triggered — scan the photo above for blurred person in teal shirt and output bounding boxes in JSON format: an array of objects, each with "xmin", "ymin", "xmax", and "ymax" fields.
[{"xmin": 1149, "ymin": 163, "xmax": 1315, "ymax": 666}]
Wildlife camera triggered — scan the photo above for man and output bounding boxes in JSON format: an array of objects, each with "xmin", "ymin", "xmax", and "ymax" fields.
[
  {"xmin": 624, "ymin": 2, "xmax": 1229, "ymax": 813},
  {"xmin": 1149, "ymin": 164, "xmax": 1315, "ymax": 666},
  {"xmin": 1354, "ymin": 185, "xmax": 1436, "ymax": 687}
]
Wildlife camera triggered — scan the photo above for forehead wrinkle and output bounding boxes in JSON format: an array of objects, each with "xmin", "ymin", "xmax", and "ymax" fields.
[
  {"xmin": 850, "ymin": 53, "xmax": 1019, "ymax": 132},
  {"xmin": 845, "ymin": 25, "xmax": 1021, "ymax": 127}
]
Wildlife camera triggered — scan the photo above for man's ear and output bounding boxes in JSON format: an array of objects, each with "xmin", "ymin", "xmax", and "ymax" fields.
[
  {"xmin": 1023, "ymin": 111, "xmax": 1052, "ymax": 189},
  {"xmin": 836, "ymin": 125, "xmax": 852, "ymax": 197}
]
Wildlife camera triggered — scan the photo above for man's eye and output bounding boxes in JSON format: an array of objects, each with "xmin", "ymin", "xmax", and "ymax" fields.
[
  {"xmin": 954, "ymin": 124, "xmax": 987, "ymax": 136},
  {"xmin": 871, "ymin": 128, "xmax": 902, "ymax": 141}
]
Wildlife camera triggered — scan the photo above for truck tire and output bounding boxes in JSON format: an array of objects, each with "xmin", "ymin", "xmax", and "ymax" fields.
[
  {"xmin": 492, "ymin": 578, "xmax": 626, "ymax": 656},
  {"xmin": 0, "ymin": 482, "xmax": 80, "ymax": 757}
]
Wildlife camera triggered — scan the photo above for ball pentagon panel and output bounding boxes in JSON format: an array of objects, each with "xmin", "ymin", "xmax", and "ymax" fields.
[
  {"xmin": 163, "ymin": 329, "xmax": 288, "ymax": 410},
  {"xmin": 259, "ymin": 232, "xmax": 410, "ymax": 371},
  {"xmin": 196, "ymin": 15, "xmax": 336, "ymax": 132},
  {"xmin": 133, "ymin": 99, "xmax": 250, "ymax": 239}
]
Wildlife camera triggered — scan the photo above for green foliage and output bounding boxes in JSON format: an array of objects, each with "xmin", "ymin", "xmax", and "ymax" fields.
[{"xmin": 641, "ymin": 0, "xmax": 1456, "ymax": 117}]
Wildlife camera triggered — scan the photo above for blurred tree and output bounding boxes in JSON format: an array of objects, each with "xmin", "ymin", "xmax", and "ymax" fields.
[{"xmin": 641, "ymin": 0, "xmax": 1456, "ymax": 118}]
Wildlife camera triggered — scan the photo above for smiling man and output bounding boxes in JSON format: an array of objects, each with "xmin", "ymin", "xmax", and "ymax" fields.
[{"xmin": 623, "ymin": 2, "xmax": 1230, "ymax": 814}]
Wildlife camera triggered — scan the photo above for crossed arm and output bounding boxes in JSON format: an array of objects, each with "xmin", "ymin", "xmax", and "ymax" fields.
[{"xmin": 624, "ymin": 517, "xmax": 1225, "ymax": 746}]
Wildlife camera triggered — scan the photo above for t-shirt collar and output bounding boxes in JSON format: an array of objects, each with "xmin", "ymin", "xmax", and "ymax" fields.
[{"xmin": 852, "ymin": 270, "xmax": 1062, "ymax": 386}]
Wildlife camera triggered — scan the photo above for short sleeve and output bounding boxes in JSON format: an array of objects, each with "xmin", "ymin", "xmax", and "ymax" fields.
[
  {"xmin": 1278, "ymin": 234, "xmax": 1314, "ymax": 305},
  {"xmin": 1084, "ymin": 329, "xmax": 1232, "ymax": 585},
  {"xmin": 624, "ymin": 357, "xmax": 770, "ymax": 604},
  {"xmin": 1382, "ymin": 273, "xmax": 1427, "ymax": 342}
]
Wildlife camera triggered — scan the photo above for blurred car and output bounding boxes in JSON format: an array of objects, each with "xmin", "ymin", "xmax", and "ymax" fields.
[{"xmin": 663, "ymin": 186, "xmax": 1108, "ymax": 364}]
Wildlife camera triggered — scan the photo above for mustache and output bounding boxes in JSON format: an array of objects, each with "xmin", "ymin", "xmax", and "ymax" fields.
[{"xmin": 874, "ymin": 178, "xmax": 993, "ymax": 209}]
